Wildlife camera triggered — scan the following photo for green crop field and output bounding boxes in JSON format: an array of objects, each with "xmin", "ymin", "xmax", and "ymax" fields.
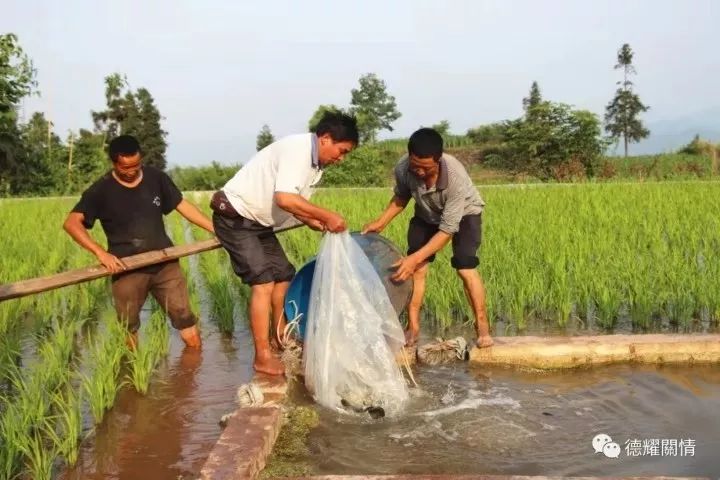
[{"xmin": 1, "ymin": 182, "xmax": 720, "ymax": 477}]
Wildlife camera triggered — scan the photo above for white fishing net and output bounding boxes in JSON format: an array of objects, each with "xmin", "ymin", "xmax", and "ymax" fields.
[{"xmin": 303, "ymin": 231, "xmax": 409, "ymax": 417}]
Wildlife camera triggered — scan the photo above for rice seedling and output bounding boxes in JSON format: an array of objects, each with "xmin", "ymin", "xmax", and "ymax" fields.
[
  {"xmin": 45, "ymin": 386, "xmax": 83, "ymax": 467},
  {"xmin": 199, "ymin": 249, "xmax": 237, "ymax": 335},
  {"xmin": 16, "ymin": 425, "xmax": 57, "ymax": 480},
  {"xmin": 4, "ymin": 183, "xmax": 720, "ymax": 343},
  {"xmin": 125, "ymin": 308, "xmax": 170, "ymax": 395},
  {"xmin": 0, "ymin": 315, "xmax": 83, "ymax": 479},
  {"xmin": 81, "ymin": 310, "xmax": 127, "ymax": 425}
]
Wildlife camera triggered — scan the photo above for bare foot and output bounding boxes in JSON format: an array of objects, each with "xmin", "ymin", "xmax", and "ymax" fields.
[
  {"xmin": 180, "ymin": 325, "xmax": 202, "ymax": 348},
  {"xmin": 476, "ymin": 335, "xmax": 494, "ymax": 348},
  {"xmin": 254, "ymin": 355, "xmax": 285, "ymax": 376},
  {"xmin": 404, "ymin": 328, "xmax": 419, "ymax": 347}
]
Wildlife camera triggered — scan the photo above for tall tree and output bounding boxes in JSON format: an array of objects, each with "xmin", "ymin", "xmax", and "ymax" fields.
[
  {"xmin": 604, "ymin": 43, "xmax": 650, "ymax": 157},
  {"xmin": 308, "ymin": 104, "xmax": 344, "ymax": 132},
  {"xmin": 0, "ymin": 34, "xmax": 36, "ymax": 113},
  {"xmin": 91, "ymin": 73, "xmax": 128, "ymax": 140},
  {"xmin": 256, "ymin": 124, "xmax": 275, "ymax": 151},
  {"xmin": 349, "ymin": 73, "xmax": 401, "ymax": 143},
  {"xmin": 128, "ymin": 88, "xmax": 167, "ymax": 169},
  {"xmin": 91, "ymin": 74, "xmax": 168, "ymax": 169},
  {"xmin": 0, "ymin": 33, "xmax": 37, "ymax": 191},
  {"xmin": 16, "ymin": 112, "xmax": 65, "ymax": 194},
  {"xmin": 67, "ymin": 129, "xmax": 107, "ymax": 192},
  {"xmin": 522, "ymin": 81, "xmax": 543, "ymax": 119}
]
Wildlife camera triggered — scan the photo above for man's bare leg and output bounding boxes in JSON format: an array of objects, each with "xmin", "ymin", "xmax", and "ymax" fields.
[
  {"xmin": 270, "ymin": 281, "xmax": 290, "ymax": 351},
  {"xmin": 406, "ymin": 262, "xmax": 429, "ymax": 346},
  {"xmin": 250, "ymin": 282, "xmax": 285, "ymax": 375},
  {"xmin": 457, "ymin": 268, "xmax": 493, "ymax": 348}
]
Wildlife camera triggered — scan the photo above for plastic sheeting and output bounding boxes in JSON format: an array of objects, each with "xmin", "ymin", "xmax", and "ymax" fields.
[{"xmin": 303, "ymin": 231, "xmax": 409, "ymax": 417}]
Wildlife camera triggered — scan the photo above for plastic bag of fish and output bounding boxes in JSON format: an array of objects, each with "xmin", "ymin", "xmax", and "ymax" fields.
[{"xmin": 303, "ymin": 231, "xmax": 409, "ymax": 418}]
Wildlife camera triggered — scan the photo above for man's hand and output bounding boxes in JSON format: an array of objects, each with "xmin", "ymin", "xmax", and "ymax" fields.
[
  {"xmin": 96, "ymin": 250, "xmax": 127, "ymax": 273},
  {"xmin": 304, "ymin": 218, "xmax": 326, "ymax": 232},
  {"xmin": 361, "ymin": 219, "xmax": 385, "ymax": 235},
  {"xmin": 390, "ymin": 255, "xmax": 420, "ymax": 282},
  {"xmin": 324, "ymin": 211, "xmax": 347, "ymax": 233}
]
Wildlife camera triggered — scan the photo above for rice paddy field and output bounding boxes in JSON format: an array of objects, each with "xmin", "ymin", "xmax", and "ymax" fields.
[{"xmin": 1, "ymin": 181, "xmax": 720, "ymax": 478}]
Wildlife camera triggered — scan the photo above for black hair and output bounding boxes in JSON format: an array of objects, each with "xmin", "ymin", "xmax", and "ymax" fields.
[
  {"xmin": 314, "ymin": 111, "xmax": 360, "ymax": 145},
  {"xmin": 408, "ymin": 128, "xmax": 443, "ymax": 161},
  {"xmin": 108, "ymin": 135, "xmax": 141, "ymax": 162}
]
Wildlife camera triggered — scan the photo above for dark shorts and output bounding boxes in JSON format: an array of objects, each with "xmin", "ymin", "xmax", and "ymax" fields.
[
  {"xmin": 407, "ymin": 214, "xmax": 482, "ymax": 269},
  {"xmin": 213, "ymin": 213, "xmax": 296, "ymax": 286},
  {"xmin": 111, "ymin": 260, "xmax": 196, "ymax": 332}
]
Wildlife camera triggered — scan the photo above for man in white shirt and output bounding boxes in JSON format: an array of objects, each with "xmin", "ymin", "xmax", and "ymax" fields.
[{"xmin": 211, "ymin": 112, "xmax": 359, "ymax": 375}]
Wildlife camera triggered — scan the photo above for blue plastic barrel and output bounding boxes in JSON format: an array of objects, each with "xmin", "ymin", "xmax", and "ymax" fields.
[{"xmin": 283, "ymin": 232, "xmax": 412, "ymax": 341}]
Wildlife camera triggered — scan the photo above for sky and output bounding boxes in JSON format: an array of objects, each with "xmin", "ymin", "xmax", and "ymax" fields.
[{"xmin": 3, "ymin": 0, "xmax": 719, "ymax": 166}]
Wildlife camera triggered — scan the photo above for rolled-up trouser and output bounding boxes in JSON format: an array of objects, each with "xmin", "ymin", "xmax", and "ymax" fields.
[
  {"xmin": 111, "ymin": 260, "xmax": 197, "ymax": 332},
  {"xmin": 407, "ymin": 214, "xmax": 482, "ymax": 269},
  {"xmin": 213, "ymin": 213, "xmax": 296, "ymax": 286}
]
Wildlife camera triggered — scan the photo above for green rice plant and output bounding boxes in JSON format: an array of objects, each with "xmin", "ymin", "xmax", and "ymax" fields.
[
  {"xmin": 16, "ymin": 425, "xmax": 58, "ymax": 480},
  {"xmin": 45, "ymin": 386, "xmax": 83, "ymax": 467},
  {"xmin": 125, "ymin": 338, "xmax": 155, "ymax": 395},
  {"xmin": 125, "ymin": 308, "xmax": 169, "ymax": 395},
  {"xmin": 199, "ymin": 249, "xmax": 236, "ymax": 335},
  {"xmin": 0, "ymin": 199, "xmax": 108, "ymax": 337},
  {"xmin": 295, "ymin": 183, "xmax": 720, "ymax": 332},
  {"xmin": 4, "ymin": 183, "xmax": 720, "ymax": 341},
  {"xmin": 149, "ymin": 307, "xmax": 170, "ymax": 357},
  {"xmin": 0, "ymin": 328, "xmax": 20, "ymax": 387},
  {"xmin": 81, "ymin": 310, "xmax": 127, "ymax": 425},
  {"xmin": 0, "ymin": 394, "xmax": 28, "ymax": 478},
  {"xmin": 0, "ymin": 317, "xmax": 82, "ymax": 479}
]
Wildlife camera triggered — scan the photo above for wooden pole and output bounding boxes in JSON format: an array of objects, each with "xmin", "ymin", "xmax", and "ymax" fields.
[
  {"xmin": 0, "ymin": 239, "xmax": 221, "ymax": 303},
  {"xmin": 0, "ymin": 224, "xmax": 304, "ymax": 303}
]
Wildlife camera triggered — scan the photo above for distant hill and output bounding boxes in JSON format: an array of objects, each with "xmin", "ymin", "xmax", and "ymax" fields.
[{"xmin": 616, "ymin": 106, "xmax": 720, "ymax": 155}]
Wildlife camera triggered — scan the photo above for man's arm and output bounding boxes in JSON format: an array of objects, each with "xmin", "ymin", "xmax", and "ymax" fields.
[
  {"xmin": 391, "ymin": 231, "xmax": 451, "ymax": 282},
  {"xmin": 411, "ymin": 231, "xmax": 452, "ymax": 263},
  {"xmin": 175, "ymin": 199, "xmax": 215, "ymax": 234},
  {"xmin": 392, "ymin": 174, "xmax": 466, "ymax": 281},
  {"xmin": 274, "ymin": 192, "xmax": 346, "ymax": 232},
  {"xmin": 364, "ymin": 159, "xmax": 413, "ymax": 234},
  {"xmin": 361, "ymin": 195, "xmax": 409, "ymax": 234},
  {"xmin": 63, "ymin": 212, "xmax": 127, "ymax": 273}
]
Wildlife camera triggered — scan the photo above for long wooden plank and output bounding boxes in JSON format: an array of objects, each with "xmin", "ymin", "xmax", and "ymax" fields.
[{"xmin": 0, "ymin": 238, "xmax": 222, "ymax": 302}]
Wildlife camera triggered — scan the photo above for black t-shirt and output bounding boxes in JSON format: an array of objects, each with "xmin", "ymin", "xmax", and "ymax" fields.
[{"xmin": 72, "ymin": 166, "xmax": 183, "ymax": 259}]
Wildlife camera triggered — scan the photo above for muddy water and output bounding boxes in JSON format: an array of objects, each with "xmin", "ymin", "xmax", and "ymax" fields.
[
  {"xmin": 57, "ymin": 313, "xmax": 720, "ymax": 479},
  {"xmin": 301, "ymin": 362, "xmax": 720, "ymax": 477},
  {"xmin": 61, "ymin": 323, "xmax": 255, "ymax": 480}
]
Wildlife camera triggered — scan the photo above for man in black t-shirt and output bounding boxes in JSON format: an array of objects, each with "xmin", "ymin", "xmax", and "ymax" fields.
[{"xmin": 63, "ymin": 135, "xmax": 215, "ymax": 348}]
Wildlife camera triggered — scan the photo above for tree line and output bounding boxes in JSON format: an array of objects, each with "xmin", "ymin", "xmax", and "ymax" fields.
[
  {"xmin": 0, "ymin": 31, "xmax": 663, "ymax": 195},
  {"xmin": 259, "ymin": 44, "xmax": 653, "ymax": 181},
  {"xmin": 0, "ymin": 34, "xmax": 168, "ymax": 196}
]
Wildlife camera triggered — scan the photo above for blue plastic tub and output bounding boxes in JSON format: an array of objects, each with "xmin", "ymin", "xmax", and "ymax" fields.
[{"xmin": 283, "ymin": 232, "xmax": 412, "ymax": 341}]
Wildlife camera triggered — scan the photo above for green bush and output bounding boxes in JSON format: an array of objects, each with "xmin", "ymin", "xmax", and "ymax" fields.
[
  {"xmin": 605, "ymin": 153, "xmax": 713, "ymax": 180},
  {"xmin": 168, "ymin": 161, "xmax": 239, "ymax": 191},
  {"xmin": 320, "ymin": 145, "xmax": 392, "ymax": 187}
]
